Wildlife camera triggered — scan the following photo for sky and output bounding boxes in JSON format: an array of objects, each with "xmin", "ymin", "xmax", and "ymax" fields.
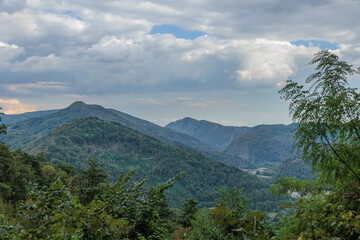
[{"xmin": 0, "ymin": 0, "xmax": 360, "ymax": 126}]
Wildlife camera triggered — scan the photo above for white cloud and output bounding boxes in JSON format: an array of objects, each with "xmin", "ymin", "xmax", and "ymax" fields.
[
  {"xmin": 11, "ymin": 54, "xmax": 68, "ymax": 72},
  {"xmin": 0, "ymin": 98, "xmax": 37, "ymax": 114},
  {"xmin": 5, "ymin": 81, "xmax": 67, "ymax": 94},
  {"xmin": 0, "ymin": 41, "xmax": 23, "ymax": 70},
  {"xmin": 80, "ymin": 35, "xmax": 319, "ymax": 89},
  {"xmin": 234, "ymin": 39, "xmax": 316, "ymax": 85},
  {"xmin": 3, "ymin": 34, "xmax": 321, "ymax": 94}
]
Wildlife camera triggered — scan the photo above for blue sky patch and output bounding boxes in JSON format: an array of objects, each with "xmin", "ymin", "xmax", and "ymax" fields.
[
  {"xmin": 44, "ymin": 9, "xmax": 83, "ymax": 20},
  {"xmin": 62, "ymin": 10, "xmax": 83, "ymax": 20},
  {"xmin": 291, "ymin": 40, "xmax": 339, "ymax": 50},
  {"xmin": 149, "ymin": 24, "xmax": 205, "ymax": 40}
]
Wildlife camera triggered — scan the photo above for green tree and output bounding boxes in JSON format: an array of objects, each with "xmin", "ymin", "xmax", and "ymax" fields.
[
  {"xmin": 178, "ymin": 198, "xmax": 199, "ymax": 228},
  {"xmin": 190, "ymin": 188, "xmax": 272, "ymax": 240},
  {"xmin": 73, "ymin": 159, "xmax": 108, "ymax": 205},
  {"xmin": 274, "ymin": 50, "xmax": 360, "ymax": 238},
  {"xmin": 279, "ymin": 50, "xmax": 360, "ymax": 184},
  {"xmin": 1, "ymin": 168, "xmax": 181, "ymax": 239},
  {"xmin": 0, "ymin": 107, "xmax": 6, "ymax": 136}
]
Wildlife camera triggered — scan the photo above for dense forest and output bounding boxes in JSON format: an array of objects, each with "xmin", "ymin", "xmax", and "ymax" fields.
[
  {"xmin": 1, "ymin": 50, "xmax": 360, "ymax": 239},
  {"xmin": 25, "ymin": 117, "xmax": 275, "ymax": 208}
]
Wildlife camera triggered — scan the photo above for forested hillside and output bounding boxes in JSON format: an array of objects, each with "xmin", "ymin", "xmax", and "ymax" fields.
[
  {"xmin": 166, "ymin": 117, "xmax": 249, "ymax": 151},
  {"xmin": 225, "ymin": 124, "xmax": 297, "ymax": 167},
  {"xmin": 26, "ymin": 117, "xmax": 274, "ymax": 208},
  {"xmin": 1, "ymin": 101, "xmax": 251, "ymax": 168}
]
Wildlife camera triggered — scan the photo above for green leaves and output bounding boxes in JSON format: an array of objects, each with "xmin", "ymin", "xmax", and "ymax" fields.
[
  {"xmin": 0, "ymin": 160, "xmax": 181, "ymax": 239},
  {"xmin": 279, "ymin": 50, "xmax": 360, "ymax": 184},
  {"xmin": 0, "ymin": 107, "xmax": 7, "ymax": 136},
  {"xmin": 275, "ymin": 50, "xmax": 360, "ymax": 239},
  {"xmin": 190, "ymin": 188, "xmax": 272, "ymax": 240}
]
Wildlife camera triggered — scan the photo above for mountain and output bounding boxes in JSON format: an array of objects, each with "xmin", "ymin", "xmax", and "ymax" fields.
[
  {"xmin": 26, "ymin": 117, "xmax": 273, "ymax": 208},
  {"xmin": 166, "ymin": 117, "xmax": 250, "ymax": 151},
  {"xmin": 107, "ymin": 109, "xmax": 210, "ymax": 149},
  {"xmin": 0, "ymin": 101, "xmax": 207, "ymax": 150},
  {"xmin": 1, "ymin": 109, "xmax": 59, "ymax": 126},
  {"xmin": 1, "ymin": 101, "xmax": 250, "ymax": 167},
  {"xmin": 225, "ymin": 124, "xmax": 298, "ymax": 167}
]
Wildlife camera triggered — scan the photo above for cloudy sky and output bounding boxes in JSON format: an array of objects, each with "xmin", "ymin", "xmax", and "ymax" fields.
[{"xmin": 0, "ymin": 0, "xmax": 359, "ymax": 126}]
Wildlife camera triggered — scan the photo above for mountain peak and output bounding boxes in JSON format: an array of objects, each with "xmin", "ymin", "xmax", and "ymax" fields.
[
  {"xmin": 68, "ymin": 101, "xmax": 87, "ymax": 109},
  {"xmin": 166, "ymin": 117, "xmax": 250, "ymax": 152},
  {"xmin": 181, "ymin": 117, "xmax": 198, "ymax": 122}
]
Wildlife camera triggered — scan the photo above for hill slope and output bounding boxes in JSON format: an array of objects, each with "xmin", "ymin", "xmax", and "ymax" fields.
[
  {"xmin": 225, "ymin": 124, "xmax": 297, "ymax": 167},
  {"xmin": 26, "ymin": 117, "xmax": 273, "ymax": 208},
  {"xmin": 0, "ymin": 101, "xmax": 208, "ymax": 149},
  {"xmin": 166, "ymin": 117, "xmax": 250, "ymax": 151},
  {"xmin": 1, "ymin": 101, "xmax": 250, "ymax": 167}
]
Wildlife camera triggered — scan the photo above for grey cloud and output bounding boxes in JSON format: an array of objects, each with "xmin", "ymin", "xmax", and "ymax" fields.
[
  {"xmin": 5, "ymin": 34, "xmax": 318, "ymax": 96},
  {"xmin": 0, "ymin": 0, "xmax": 359, "ymax": 99},
  {"xmin": 0, "ymin": 41, "xmax": 23, "ymax": 70},
  {"xmin": 0, "ymin": 0, "xmax": 26, "ymax": 13}
]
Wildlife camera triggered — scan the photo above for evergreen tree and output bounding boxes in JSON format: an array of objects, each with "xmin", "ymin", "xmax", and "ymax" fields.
[
  {"xmin": 178, "ymin": 198, "xmax": 198, "ymax": 227},
  {"xmin": 73, "ymin": 159, "xmax": 108, "ymax": 205}
]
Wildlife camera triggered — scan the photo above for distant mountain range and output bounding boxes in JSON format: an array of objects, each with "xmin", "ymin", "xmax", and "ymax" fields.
[
  {"xmin": 2, "ymin": 101, "xmax": 298, "ymax": 168},
  {"xmin": 1, "ymin": 101, "xmax": 250, "ymax": 167},
  {"xmin": 0, "ymin": 101, "xmax": 302, "ymax": 206},
  {"xmin": 166, "ymin": 118, "xmax": 297, "ymax": 167},
  {"xmin": 26, "ymin": 117, "xmax": 273, "ymax": 208},
  {"xmin": 1, "ymin": 109, "xmax": 59, "ymax": 125},
  {"xmin": 166, "ymin": 117, "xmax": 250, "ymax": 151}
]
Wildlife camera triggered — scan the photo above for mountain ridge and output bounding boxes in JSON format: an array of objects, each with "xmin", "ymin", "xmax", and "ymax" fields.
[
  {"xmin": 26, "ymin": 117, "xmax": 273, "ymax": 208},
  {"xmin": 225, "ymin": 123, "xmax": 298, "ymax": 167},
  {"xmin": 166, "ymin": 117, "xmax": 250, "ymax": 151},
  {"xmin": 0, "ymin": 101, "xmax": 251, "ymax": 168}
]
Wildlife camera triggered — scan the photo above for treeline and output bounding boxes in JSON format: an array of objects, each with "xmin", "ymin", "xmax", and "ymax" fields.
[
  {"xmin": 26, "ymin": 117, "xmax": 277, "ymax": 209},
  {"xmin": 0, "ymin": 140, "xmax": 273, "ymax": 239}
]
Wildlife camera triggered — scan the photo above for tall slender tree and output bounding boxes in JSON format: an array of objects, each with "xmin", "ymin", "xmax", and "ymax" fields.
[{"xmin": 279, "ymin": 50, "xmax": 360, "ymax": 184}]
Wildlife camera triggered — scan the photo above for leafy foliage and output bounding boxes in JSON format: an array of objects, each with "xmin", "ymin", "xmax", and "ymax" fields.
[
  {"xmin": 190, "ymin": 188, "xmax": 274, "ymax": 239},
  {"xmin": 273, "ymin": 50, "xmax": 360, "ymax": 239},
  {"xmin": 271, "ymin": 178, "xmax": 360, "ymax": 239},
  {"xmin": 279, "ymin": 50, "xmax": 360, "ymax": 183},
  {"xmin": 0, "ymin": 107, "xmax": 7, "ymax": 136},
  {"xmin": 0, "ymin": 168, "xmax": 180, "ymax": 239},
  {"xmin": 178, "ymin": 198, "xmax": 199, "ymax": 228},
  {"xmin": 0, "ymin": 144, "xmax": 48, "ymax": 204}
]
